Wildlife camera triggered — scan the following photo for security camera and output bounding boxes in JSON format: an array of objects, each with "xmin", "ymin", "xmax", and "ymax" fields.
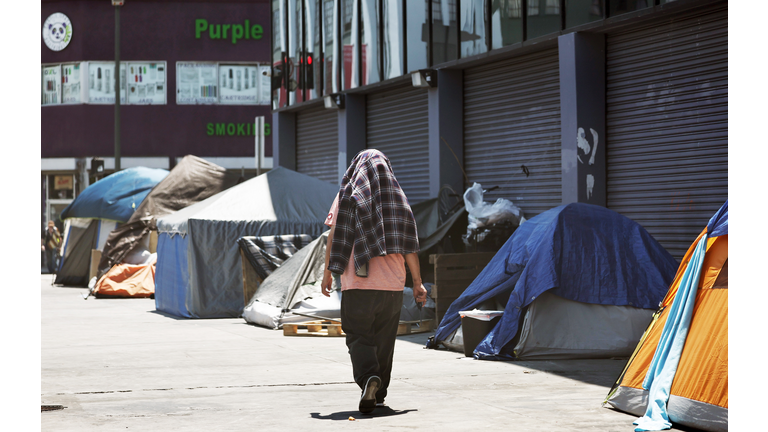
[{"xmin": 262, "ymin": 69, "xmax": 272, "ymax": 77}]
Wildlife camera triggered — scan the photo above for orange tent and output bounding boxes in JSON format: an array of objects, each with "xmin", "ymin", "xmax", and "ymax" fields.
[
  {"xmin": 93, "ymin": 256, "xmax": 157, "ymax": 298},
  {"xmin": 604, "ymin": 205, "xmax": 727, "ymax": 431}
]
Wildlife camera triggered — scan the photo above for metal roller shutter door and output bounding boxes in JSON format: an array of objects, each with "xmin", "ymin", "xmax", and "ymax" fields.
[
  {"xmin": 605, "ymin": 5, "xmax": 728, "ymax": 260},
  {"xmin": 463, "ymin": 48, "xmax": 562, "ymax": 219},
  {"xmin": 366, "ymin": 85, "xmax": 430, "ymax": 203},
  {"xmin": 296, "ymin": 107, "xmax": 339, "ymax": 184}
]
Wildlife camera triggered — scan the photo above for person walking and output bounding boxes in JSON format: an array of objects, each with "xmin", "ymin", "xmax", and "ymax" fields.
[
  {"xmin": 42, "ymin": 221, "xmax": 62, "ymax": 274},
  {"xmin": 321, "ymin": 149, "xmax": 427, "ymax": 414}
]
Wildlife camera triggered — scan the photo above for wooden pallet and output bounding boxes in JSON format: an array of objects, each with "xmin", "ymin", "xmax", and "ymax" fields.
[
  {"xmin": 283, "ymin": 320, "xmax": 345, "ymax": 337},
  {"xmin": 397, "ymin": 319, "xmax": 435, "ymax": 336},
  {"xmin": 282, "ymin": 319, "xmax": 436, "ymax": 337}
]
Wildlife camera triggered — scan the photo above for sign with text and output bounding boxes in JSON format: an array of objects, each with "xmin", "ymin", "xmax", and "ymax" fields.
[
  {"xmin": 177, "ymin": 62, "xmax": 218, "ymax": 104},
  {"xmin": 126, "ymin": 62, "xmax": 167, "ymax": 105},
  {"xmin": 219, "ymin": 64, "xmax": 260, "ymax": 105},
  {"xmin": 42, "ymin": 65, "xmax": 61, "ymax": 106},
  {"xmin": 88, "ymin": 62, "xmax": 126, "ymax": 104}
]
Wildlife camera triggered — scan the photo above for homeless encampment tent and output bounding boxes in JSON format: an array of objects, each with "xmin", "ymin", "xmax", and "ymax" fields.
[
  {"xmin": 426, "ymin": 203, "xmax": 679, "ymax": 360},
  {"xmin": 242, "ymin": 231, "xmax": 341, "ymax": 328},
  {"xmin": 92, "ymin": 156, "xmax": 239, "ymax": 297},
  {"xmin": 154, "ymin": 167, "xmax": 338, "ymax": 318},
  {"xmin": 603, "ymin": 201, "xmax": 728, "ymax": 432},
  {"xmin": 239, "ymin": 196, "xmax": 462, "ymax": 329},
  {"xmin": 55, "ymin": 167, "xmax": 169, "ymax": 286}
]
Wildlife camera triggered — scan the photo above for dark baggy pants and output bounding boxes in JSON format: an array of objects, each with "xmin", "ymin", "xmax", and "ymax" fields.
[
  {"xmin": 340, "ymin": 289, "xmax": 403, "ymax": 402},
  {"xmin": 46, "ymin": 249, "xmax": 58, "ymax": 274}
]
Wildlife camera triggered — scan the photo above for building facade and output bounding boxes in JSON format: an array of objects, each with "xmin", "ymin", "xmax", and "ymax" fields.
[
  {"xmin": 270, "ymin": 0, "xmax": 728, "ymax": 260},
  {"xmin": 41, "ymin": 0, "xmax": 273, "ymax": 232}
]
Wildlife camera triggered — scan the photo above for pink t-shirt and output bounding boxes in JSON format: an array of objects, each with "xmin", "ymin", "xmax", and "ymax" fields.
[{"xmin": 325, "ymin": 195, "xmax": 406, "ymax": 291}]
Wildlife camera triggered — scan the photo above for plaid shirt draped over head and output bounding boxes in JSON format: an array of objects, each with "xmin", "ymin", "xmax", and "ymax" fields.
[{"xmin": 328, "ymin": 149, "xmax": 419, "ymax": 276}]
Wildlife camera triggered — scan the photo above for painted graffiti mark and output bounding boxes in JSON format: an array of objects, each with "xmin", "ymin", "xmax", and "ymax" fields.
[{"xmin": 587, "ymin": 174, "xmax": 595, "ymax": 200}]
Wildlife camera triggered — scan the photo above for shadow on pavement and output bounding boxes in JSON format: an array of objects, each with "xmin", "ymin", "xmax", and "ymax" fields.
[{"xmin": 310, "ymin": 407, "xmax": 417, "ymax": 420}]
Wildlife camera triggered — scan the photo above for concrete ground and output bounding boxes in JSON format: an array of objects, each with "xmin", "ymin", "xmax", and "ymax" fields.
[{"xmin": 41, "ymin": 275, "xmax": 693, "ymax": 431}]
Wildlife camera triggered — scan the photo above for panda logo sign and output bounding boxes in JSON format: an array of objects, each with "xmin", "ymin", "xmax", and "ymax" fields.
[{"xmin": 43, "ymin": 13, "xmax": 73, "ymax": 51}]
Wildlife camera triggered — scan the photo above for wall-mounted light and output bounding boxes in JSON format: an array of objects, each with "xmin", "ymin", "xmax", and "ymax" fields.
[
  {"xmin": 411, "ymin": 69, "xmax": 438, "ymax": 88},
  {"xmin": 324, "ymin": 93, "xmax": 345, "ymax": 109}
]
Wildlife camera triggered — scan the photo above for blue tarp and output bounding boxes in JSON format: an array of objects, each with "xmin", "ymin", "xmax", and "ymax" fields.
[
  {"xmin": 429, "ymin": 203, "xmax": 679, "ymax": 359},
  {"xmin": 154, "ymin": 232, "xmax": 192, "ymax": 318},
  {"xmin": 59, "ymin": 167, "xmax": 169, "ymax": 223}
]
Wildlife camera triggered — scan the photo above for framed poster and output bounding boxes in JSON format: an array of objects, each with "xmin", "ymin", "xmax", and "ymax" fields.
[
  {"xmin": 42, "ymin": 65, "xmax": 61, "ymax": 106},
  {"xmin": 219, "ymin": 64, "xmax": 260, "ymax": 105},
  {"xmin": 126, "ymin": 62, "xmax": 167, "ymax": 105},
  {"xmin": 88, "ymin": 62, "xmax": 126, "ymax": 104},
  {"xmin": 61, "ymin": 63, "xmax": 84, "ymax": 104},
  {"xmin": 176, "ymin": 62, "xmax": 218, "ymax": 104}
]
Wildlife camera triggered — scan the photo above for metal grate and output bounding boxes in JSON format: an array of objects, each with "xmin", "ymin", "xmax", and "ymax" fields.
[
  {"xmin": 463, "ymin": 48, "xmax": 562, "ymax": 219},
  {"xmin": 605, "ymin": 4, "xmax": 728, "ymax": 260},
  {"xmin": 296, "ymin": 106, "xmax": 340, "ymax": 185},
  {"xmin": 366, "ymin": 84, "xmax": 431, "ymax": 203}
]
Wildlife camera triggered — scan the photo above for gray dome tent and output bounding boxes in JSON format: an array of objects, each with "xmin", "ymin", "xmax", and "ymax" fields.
[{"xmin": 154, "ymin": 167, "xmax": 338, "ymax": 318}]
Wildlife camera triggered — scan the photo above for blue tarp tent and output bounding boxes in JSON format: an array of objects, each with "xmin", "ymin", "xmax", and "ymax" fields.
[
  {"xmin": 59, "ymin": 167, "xmax": 169, "ymax": 222},
  {"xmin": 428, "ymin": 203, "xmax": 679, "ymax": 359},
  {"xmin": 154, "ymin": 167, "xmax": 338, "ymax": 319},
  {"xmin": 55, "ymin": 167, "xmax": 168, "ymax": 286}
]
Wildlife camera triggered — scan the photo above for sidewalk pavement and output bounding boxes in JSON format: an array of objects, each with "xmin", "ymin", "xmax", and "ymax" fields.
[{"xmin": 41, "ymin": 275, "xmax": 689, "ymax": 432}]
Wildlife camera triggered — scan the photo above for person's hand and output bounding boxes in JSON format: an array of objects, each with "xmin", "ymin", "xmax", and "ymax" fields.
[
  {"xmin": 321, "ymin": 270, "xmax": 334, "ymax": 297},
  {"xmin": 413, "ymin": 282, "xmax": 428, "ymax": 306}
]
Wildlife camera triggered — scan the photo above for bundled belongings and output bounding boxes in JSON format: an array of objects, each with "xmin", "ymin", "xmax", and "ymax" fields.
[
  {"xmin": 91, "ymin": 156, "xmax": 239, "ymax": 297},
  {"xmin": 604, "ymin": 201, "xmax": 728, "ymax": 432},
  {"xmin": 154, "ymin": 167, "xmax": 338, "ymax": 318},
  {"xmin": 426, "ymin": 203, "xmax": 679, "ymax": 360},
  {"xmin": 56, "ymin": 167, "xmax": 169, "ymax": 287},
  {"xmin": 243, "ymin": 231, "xmax": 436, "ymax": 331},
  {"xmin": 243, "ymin": 232, "xmax": 341, "ymax": 329}
]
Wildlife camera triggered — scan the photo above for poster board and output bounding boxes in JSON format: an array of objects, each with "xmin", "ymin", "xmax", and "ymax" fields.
[
  {"xmin": 61, "ymin": 63, "xmax": 84, "ymax": 104},
  {"xmin": 126, "ymin": 62, "xmax": 167, "ymax": 105},
  {"xmin": 259, "ymin": 65, "xmax": 271, "ymax": 105},
  {"xmin": 219, "ymin": 64, "xmax": 260, "ymax": 105},
  {"xmin": 42, "ymin": 65, "xmax": 61, "ymax": 106},
  {"xmin": 88, "ymin": 62, "xmax": 126, "ymax": 104},
  {"xmin": 176, "ymin": 62, "xmax": 218, "ymax": 105}
]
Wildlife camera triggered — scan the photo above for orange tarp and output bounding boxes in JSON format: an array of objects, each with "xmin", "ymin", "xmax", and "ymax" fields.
[
  {"xmin": 94, "ymin": 257, "xmax": 156, "ymax": 298},
  {"xmin": 619, "ymin": 232, "xmax": 728, "ymax": 409}
]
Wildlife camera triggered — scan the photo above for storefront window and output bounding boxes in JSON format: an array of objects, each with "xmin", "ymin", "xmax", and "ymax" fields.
[
  {"xmin": 432, "ymin": 0, "xmax": 459, "ymax": 65},
  {"xmin": 88, "ymin": 62, "xmax": 126, "ymax": 105},
  {"xmin": 608, "ymin": 0, "xmax": 652, "ymax": 16},
  {"xmin": 341, "ymin": 0, "xmax": 358, "ymax": 89},
  {"xmin": 460, "ymin": 0, "xmax": 487, "ymax": 58},
  {"xmin": 177, "ymin": 62, "xmax": 218, "ymax": 105},
  {"xmin": 126, "ymin": 62, "xmax": 167, "ymax": 105},
  {"xmin": 305, "ymin": 0, "xmax": 322, "ymax": 99},
  {"xmin": 42, "ymin": 65, "xmax": 61, "ymax": 106},
  {"xmin": 219, "ymin": 65, "xmax": 261, "ymax": 105},
  {"xmin": 527, "ymin": 0, "xmax": 561, "ymax": 39},
  {"xmin": 407, "ymin": 0, "xmax": 428, "ymax": 72},
  {"xmin": 322, "ymin": 0, "xmax": 338, "ymax": 95},
  {"xmin": 566, "ymin": 0, "xmax": 603, "ymax": 28},
  {"xmin": 48, "ymin": 175, "xmax": 75, "ymax": 200},
  {"xmin": 272, "ymin": 0, "xmax": 287, "ymax": 108},
  {"xmin": 382, "ymin": 0, "xmax": 404, "ymax": 79},
  {"xmin": 360, "ymin": 0, "xmax": 381, "ymax": 86},
  {"xmin": 491, "ymin": 0, "xmax": 522, "ymax": 49},
  {"xmin": 288, "ymin": 0, "xmax": 303, "ymax": 104}
]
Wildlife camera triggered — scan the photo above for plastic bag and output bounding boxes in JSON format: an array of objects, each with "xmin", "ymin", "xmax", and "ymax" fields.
[{"xmin": 463, "ymin": 182, "xmax": 524, "ymax": 229}]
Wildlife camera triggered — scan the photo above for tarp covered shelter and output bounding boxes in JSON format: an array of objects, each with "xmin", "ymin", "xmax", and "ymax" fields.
[
  {"xmin": 93, "ymin": 255, "xmax": 157, "ymax": 298},
  {"xmin": 154, "ymin": 167, "xmax": 338, "ymax": 318},
  {"xmin": 95, "ymin": 156, "xmax": 239, "ymax": 287},
  {"xmin": 55, "ymin": 167, "xmax": 168, "ymax": 286},
  {"xmin": 242, "ymin": 231, "xmax": 341, "ymax": 328},
  {"xmin": 604, "ymin": 202, "xmax": 728, "ymax": 432},
  {"xmin": 427, "ymin": 203, "xmax": 679, "ymax": 359}
]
